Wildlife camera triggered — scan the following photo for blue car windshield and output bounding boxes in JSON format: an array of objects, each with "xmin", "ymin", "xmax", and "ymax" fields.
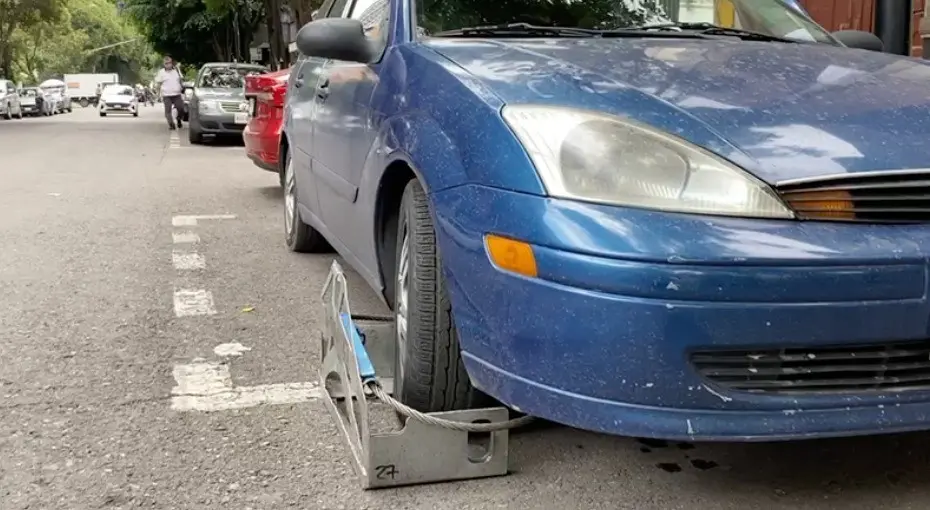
[{"xmin": 417, "ymin": 0, "xmax": 836, "ymax": 44}]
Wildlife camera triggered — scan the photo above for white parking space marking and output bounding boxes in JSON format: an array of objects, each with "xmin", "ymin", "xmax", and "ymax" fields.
[
  {"xmin": 172, "ymin": 252, "xmax": 205, "ymax": 270},
  {"xmin": 168, "ymin": 131, "xmax": 181, "ymax": 149},
  {"xmin": 214, "ymin": 343, "xmax": 252, "ymax": 357},
  {"xmin": 170, "ymin": 359, "xmax": 320, "ymax": 412},
  {"xmin": 172, "ymin": 231, "xmax": 200, "ymax": 244},
  {"xmin": 171, "ymin": 214, "xmax": 237, "ymax": 226},
  {"xmin": 172, "ymin": 289, "xmax": 217, "ymax": 317}
]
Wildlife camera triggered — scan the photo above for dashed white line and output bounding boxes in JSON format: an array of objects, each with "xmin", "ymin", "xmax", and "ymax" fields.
[
  {"xmin": 170, "ymin": 359, "xmax": 320, "ymax": 412},
  {"xmin": 172, "ymin": 252, "xmax": 206, "ymax": 270},
  {"xmin": 168, "ymin": 131, "xmax": 181, "ymax": 149},
  {"xmin": 173, "ymin": 289, "xmax": 217, "ymax": 317},
  {"xmin": 172, "ymin": 231, "xmax": 201, "ymax": 244},
  {"xmin": 172, "ymin": 214, "xmax": 237, "ymax": 226}
]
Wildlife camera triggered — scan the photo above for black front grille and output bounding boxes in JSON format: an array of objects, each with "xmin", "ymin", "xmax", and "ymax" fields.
[
  {"xmin": 776, "ymin": 170, "xmax": 930, "ymax": 223},
  {"xmin": 691, "ymin": 340, "xmax": 930, "ymax": 394}
]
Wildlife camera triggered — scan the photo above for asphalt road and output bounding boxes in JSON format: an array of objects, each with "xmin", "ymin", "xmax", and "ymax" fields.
[{"xmin": 3, "ymin": 105, "xmax": 930, "ymax": 510}]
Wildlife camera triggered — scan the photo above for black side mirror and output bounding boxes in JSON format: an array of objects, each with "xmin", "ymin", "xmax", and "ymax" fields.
[
  {"xmin": 296, "ymin": 18, "xmax": 373, "ymax": 63},
  {"xmin": 832, "ymin": 30, "xmax": 884, "ymax": 52}
]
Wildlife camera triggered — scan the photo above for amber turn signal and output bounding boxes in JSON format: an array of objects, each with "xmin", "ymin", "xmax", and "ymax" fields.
[
  {"xmin": 782, "ymin": 190, "xmax": 856, "ymax": 220},
  {"xmin": 484, "ymin": 234, "xmax": 538, "ymax": 278}
]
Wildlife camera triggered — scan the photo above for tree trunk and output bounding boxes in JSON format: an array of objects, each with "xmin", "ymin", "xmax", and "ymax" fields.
[{"xmin": 0, "ymin": 44, "xmax": 12, "ymax": 80}]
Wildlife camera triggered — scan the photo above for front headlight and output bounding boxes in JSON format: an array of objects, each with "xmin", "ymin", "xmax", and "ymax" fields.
[
  {"xmin": 200, "ymin": 99, "xmax": 220, "ymax": 113},
  {"xmin": 501, "ymin": 105, "xmax": 794, "ymax": 219}
]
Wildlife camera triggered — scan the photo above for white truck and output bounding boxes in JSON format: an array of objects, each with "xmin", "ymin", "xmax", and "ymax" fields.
[{"xmin": 63, "ymin": 73, "xmax": 119, "ymax": 107}]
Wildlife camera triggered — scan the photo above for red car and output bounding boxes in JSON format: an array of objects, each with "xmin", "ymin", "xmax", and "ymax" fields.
[{"xmin": 243, "ymin": 68, "xmax": 290, "ymax": 185}]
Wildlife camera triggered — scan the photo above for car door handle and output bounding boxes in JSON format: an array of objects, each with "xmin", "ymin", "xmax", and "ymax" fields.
[{"xmin": 316, "ymin": 78, "xmax": 330, "ymax": 99}]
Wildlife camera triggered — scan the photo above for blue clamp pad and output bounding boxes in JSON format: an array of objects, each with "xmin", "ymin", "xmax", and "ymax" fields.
[{"xmin": 340, "ymin": 313, "xmax": 376, "ymax": 382}]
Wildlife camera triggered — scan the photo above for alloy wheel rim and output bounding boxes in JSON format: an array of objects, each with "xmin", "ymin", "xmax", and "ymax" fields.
[
  {"xmin": 395, "ymin": 223, "xmax": 410, "ymax": 390},
  {"xmin": 284, "ymin": 159, "xmax": 296, "ymax": 236}
]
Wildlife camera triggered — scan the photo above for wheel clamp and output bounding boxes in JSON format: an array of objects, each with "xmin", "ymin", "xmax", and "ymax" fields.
[{"xmin": 319, "ymin": 260, "xmax": 519, "ymax": 489}]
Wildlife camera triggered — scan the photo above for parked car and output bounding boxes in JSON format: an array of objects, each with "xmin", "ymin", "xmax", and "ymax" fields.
[
  {"xmin": 243, "ymin": 68, "xmax": 290, "ymax": 185},
  {"xmin": 39, "ymin": 80, "xmax": 72, "ymax": 114},
  {"xmin": 187, "ymin": 62, "xmax": 268, "ymax": 144},
  {"xmin": 0, "ymin": 79, "xmax": 23, "ymax": 120},
  {"xmin": 19, "ymin": 87, "xmax": 52, "ymax": 116},
  {"xmin": 98, "ymin": 84, "xmax": 139, "ymax": 117},
  {"xmin": 283, "ymin": 0, "xmax": 930, "ymax": 442}
]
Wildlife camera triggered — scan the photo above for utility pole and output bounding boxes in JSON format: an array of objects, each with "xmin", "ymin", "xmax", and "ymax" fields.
[{"xmin": 875, "ymin": 0, "xmax": 911, "ymax": 55}]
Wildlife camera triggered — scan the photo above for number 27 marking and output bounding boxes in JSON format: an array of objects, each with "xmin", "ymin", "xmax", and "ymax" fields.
[{"xmin": 375, "ymin": 464, "xmax": 398, "ymax": 480}]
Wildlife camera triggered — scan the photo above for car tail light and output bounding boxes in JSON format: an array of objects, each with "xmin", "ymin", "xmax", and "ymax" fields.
[{"xmin": 245, "ymin": 69, "xmax": 290, "ymax": 108}]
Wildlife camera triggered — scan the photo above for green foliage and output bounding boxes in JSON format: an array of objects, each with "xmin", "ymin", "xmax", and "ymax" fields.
[
  {"xmin": 124, "ymin": 0, "xmax": 264, "ymax": 67},
  {"xmin": 0, "ymin": 0, "xmax": 64, "ymax": 77},
  {"xmin": 5, "ymin": 0, "xmax": 157, "ymax": 83}
]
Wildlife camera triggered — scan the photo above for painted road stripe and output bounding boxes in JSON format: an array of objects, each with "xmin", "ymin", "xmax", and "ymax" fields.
[
  {"xmin": 172, "ymin": 231, "xmax": 200, "ymax": 244},
  {"xmin": 170, "ymin": 360, "xmax": 320, "ymax": 412},
  {"xmin": 173, "ymin": 289, "xmax": 217, "ymax": 317},
  {"xmin": 168, "ymin": 131, "xmax": 181, "ymax": 149},
  {"xmin": 172, "ymin": 252, "xmax": 205, "ymax": 270},
  {"xmin": 172, "ymin": 214, "xmax": 237, "ymax": 226}
]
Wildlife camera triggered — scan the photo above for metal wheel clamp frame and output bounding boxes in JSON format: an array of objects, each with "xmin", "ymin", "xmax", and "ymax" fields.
[{"xmin": 319, "ymin": 260, "xmax": 514, "ymax": 489}]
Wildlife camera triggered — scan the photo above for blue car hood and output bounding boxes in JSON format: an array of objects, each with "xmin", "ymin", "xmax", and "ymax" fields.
[{"xmin": 426, "ymin": 38, "xmax": 930, "ymax": 184}]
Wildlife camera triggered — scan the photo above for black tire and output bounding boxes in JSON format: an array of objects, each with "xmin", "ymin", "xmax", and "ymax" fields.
[
  {"xmin": 392, "ymin": 179, "xmax": 485, "ymax": 413},
  {"xmin": 79, "ymin": 98, "xmax": 89, "ymax": 108},
  {"xmin": 188, "ymin": 127, "xmax": 203, "ymax": 144},
  {"xmin": 283, "ymin": 150, "xmax": 330, "ymax": 253}
]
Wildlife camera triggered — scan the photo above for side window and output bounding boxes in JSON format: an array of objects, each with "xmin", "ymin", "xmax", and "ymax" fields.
[
  {"xmin": 348, "ymin": 0, "xmax": 390, "ymax": 49},
  {"xmin": 325, "ymin": 0, "xmax": 351, "ymax": 18}
]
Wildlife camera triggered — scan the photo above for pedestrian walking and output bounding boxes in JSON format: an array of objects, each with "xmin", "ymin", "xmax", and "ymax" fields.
[{"xmin": 154, "ymin": 55, "xmax": 185, "ymax": 130}]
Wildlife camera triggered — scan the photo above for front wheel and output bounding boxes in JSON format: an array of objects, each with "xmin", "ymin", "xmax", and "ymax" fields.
[
  {"xmin": 79, "ymin": 98, "xmax": 89, "ymax": 108},
  {"xmin": 283, "ymin": 151, "xmax": 330, "ymax": 253},
  {"xmin": 392, "ymin": 179, "xmax": 486, "ymax": 413},
  {"xmin": 188, "ymin": 127, "xmax": 203, "ymax": 144}
]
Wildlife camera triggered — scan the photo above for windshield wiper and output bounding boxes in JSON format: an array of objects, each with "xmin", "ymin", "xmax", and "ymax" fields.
[
  {"xmin": 431, "ymin": 22, "xmax": 721, "ymax": 40},
  {"xmin": 433, "ymin": 23, "xmax": 601, "ymax": 38},
  {"xmin": 628, "ymin": 21, "xmax": 797, "ymax": 43}
]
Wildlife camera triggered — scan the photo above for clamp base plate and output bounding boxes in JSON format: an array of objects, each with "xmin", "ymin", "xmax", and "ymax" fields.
[{"xmin": 320, "ymin": 261, "xmax": 511, "ymax": 489}]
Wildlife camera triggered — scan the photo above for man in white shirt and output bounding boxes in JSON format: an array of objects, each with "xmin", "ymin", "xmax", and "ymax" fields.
[{"xmin": 153, "ymin": 55, "xmax": 185, "ymax": 130}]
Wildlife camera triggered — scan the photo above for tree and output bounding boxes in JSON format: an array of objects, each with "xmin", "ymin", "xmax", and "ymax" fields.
[
  {"xmin": 9, "ymin": 0, "xmax": 157, "ymax": 84},
  {"xmin": 0, "ymin": 0, "xmax": 62, "ymax": 78},
  {"xmin": 125, "ymin": 0, "xmax": 263, "ymax": 67}
]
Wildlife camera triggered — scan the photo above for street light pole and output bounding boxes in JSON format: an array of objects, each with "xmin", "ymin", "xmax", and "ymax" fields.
[{"xmin": 86, "ymin": 38, "xmax": 140, "ymax": 54}]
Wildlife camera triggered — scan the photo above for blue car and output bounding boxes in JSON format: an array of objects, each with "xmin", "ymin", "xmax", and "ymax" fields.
[{"xmin": 284, "ymin": 0, "xmax": 930, "ymax": 442}]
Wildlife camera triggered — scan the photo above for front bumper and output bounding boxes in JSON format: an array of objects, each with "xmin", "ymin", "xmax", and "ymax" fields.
[
  {"xmin": 431, "ymin": 184, "xmax": 930, "ymax": 441},
  {"xmin": 101, "ymin": 103, "xmax": 136, "ymax": 113},
  {"xmin": 196, "ymin": 112, "xmax": 248, "ymax": 134}
]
